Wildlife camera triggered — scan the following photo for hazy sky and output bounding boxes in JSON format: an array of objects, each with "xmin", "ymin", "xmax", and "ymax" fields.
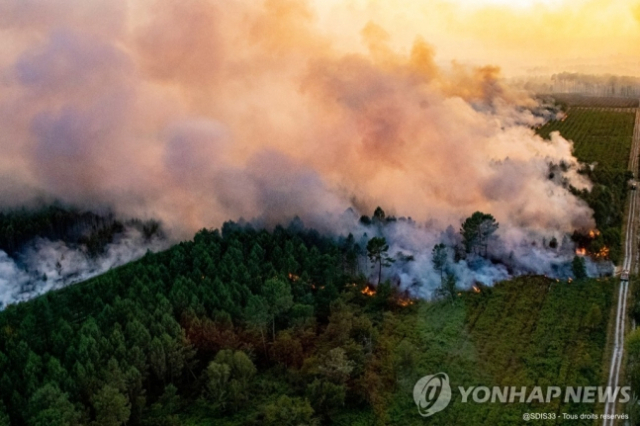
[
  {"xmin": 1, "ymin": 0, "xmax": 637, "ymax": 78},
  {"xmin": 313, "ymin": 0, "xmax": 640, "ymax": 76}
]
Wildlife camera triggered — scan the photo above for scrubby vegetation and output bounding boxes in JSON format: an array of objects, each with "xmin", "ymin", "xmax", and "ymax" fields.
[{"xmin": 387, "ymin": 276, "xmax": 613, "ymax": 426}]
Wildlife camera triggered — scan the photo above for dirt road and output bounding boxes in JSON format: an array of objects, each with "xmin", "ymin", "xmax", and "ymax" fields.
[{"xmin": 602, "ymin": 107, "xmax": 640, "ymax": 426}]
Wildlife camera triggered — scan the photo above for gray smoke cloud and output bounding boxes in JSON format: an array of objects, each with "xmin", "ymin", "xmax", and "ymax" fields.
[
  {"xmin": 0, "ymin": 226, "xmax": 167, "ymax": 308},
  {"xmin": 0, "ymin": 0, "xmax": 601, "ymax": 302},
  {"xmin": 326, "ymin": 211, "xmax": 603, "ymax": 299}
]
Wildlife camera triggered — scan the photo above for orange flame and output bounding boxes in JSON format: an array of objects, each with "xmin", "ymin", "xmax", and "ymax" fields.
[
  {"xmin": 397, "ymin": 298, "xmax": 414, "ymax": 307},
  {"xmin": 595, "ymin": 246, "xmax": 610, "ymax": 259},
  {"xmin": 575, "ymin": 248, "xmax": 587, "ymax": 256},
  {"xmin": 288, "ymin": 273, "xmax": 300, "ymax": 282},
  {"xmin": 472, "ymin": 285, "xmax": 481, "ymax": 294},
  {"xmin": 362, "ymin": 286, "xmax": 377, "ymax": 297}
]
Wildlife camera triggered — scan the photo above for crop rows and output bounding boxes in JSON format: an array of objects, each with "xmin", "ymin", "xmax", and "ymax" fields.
[
  {"xmin": 537, "ymin": 109, "xmax": 636, "ymax": 168},
  {"xmin": 384, "ymin": 277, "xmax": 614, "ymax": 426},
  {"xmin": 549, "ymin": 94, "xmax": 639, "ymax": 109}
]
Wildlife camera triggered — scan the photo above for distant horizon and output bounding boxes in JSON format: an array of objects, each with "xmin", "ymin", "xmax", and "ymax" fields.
[{"xmin": 311, "ymin": 0, "xmax": 640, "ymax": 78}]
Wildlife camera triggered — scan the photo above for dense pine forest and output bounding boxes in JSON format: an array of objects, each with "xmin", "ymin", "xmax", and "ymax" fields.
[
  {"xmin": 0, "ymin": 220, "xmax": 385, "ymax": 425},
  {"xmin": 0, "ymin": 205, "xmax": 163, "ymax": 257},
  {"xmin": 0, "ymin": 216, "xmax": 617, "ymax": 425}
]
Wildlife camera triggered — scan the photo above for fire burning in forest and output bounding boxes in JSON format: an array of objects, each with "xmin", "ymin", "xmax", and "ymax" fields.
[
  {"xmin": 571, "ymin": 227, "xmax": 610, "ymax": 261},
  {"xmin": 288, "ymin": 273, "xmax": 300, "ymax": 282},
  {"xmin": 362, "ymin": 286, "xmax": 377, "ymax": 297},
  {"xmin": 397, "ymin": 298, "xmax": 415, "ymax": 307},
  {"xmin": 594, "ymin": 246, "xmax": 610, "ymax": 259}
]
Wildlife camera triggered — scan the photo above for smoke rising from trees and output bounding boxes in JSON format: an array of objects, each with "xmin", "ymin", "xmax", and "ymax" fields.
[{"xmin": 0, "ymin": 0, "xmax": 601, "ymax": 300}]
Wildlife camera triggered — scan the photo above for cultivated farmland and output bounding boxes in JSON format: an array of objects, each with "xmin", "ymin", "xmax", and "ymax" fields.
[
  {"xmin": 536, "ymin": 107, "xmax": 637, "ymax": 265},
  {"xmin": 537, "ymin": 109, "xmax": 636, "ymax": 168},
  {"xmin": 541, "ymin": 94, "xmax": 640, "ymax": 109}
]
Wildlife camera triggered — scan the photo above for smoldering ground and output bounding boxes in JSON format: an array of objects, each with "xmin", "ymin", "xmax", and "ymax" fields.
[{"xmin": 0, "ymin": 0, "xmax": 601, "ymax": 302}]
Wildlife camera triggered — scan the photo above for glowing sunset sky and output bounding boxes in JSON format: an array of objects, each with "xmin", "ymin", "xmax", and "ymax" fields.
[
  {"xmin": 313, "ymin": 0, "xmax": 640, "ymax": 76},
  {"xmin": 1, "ymin": 0, "xmax": 638, "ymax": 77}
]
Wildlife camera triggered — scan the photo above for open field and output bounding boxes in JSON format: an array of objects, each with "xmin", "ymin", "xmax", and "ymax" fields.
[{"xmin": 381, "ymin": 277, "xmax": 615, "ymax": 426}]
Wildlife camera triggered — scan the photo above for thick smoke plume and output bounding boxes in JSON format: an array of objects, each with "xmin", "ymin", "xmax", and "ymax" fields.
[{"xmin": 0, "ymin": 0, "xmax": 599, "ymax": 299}]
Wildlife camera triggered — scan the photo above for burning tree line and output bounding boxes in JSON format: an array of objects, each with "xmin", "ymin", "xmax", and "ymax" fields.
[
  {"xmin": 353, "ymin": 206, "xmax": 597, "ymax": 303},
  {"xmin": 353, "ymin": 208, "xmax": 501, "ymax": 299}
]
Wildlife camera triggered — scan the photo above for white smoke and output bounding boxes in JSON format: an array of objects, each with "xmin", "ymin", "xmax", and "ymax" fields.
[
  {"xmin": 332, "ymin": 210, "xmax": 603, "ymax": 299},
  {"xmin": 0, "ymin": 227, "xmax": 167, "ymax": 308}
]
